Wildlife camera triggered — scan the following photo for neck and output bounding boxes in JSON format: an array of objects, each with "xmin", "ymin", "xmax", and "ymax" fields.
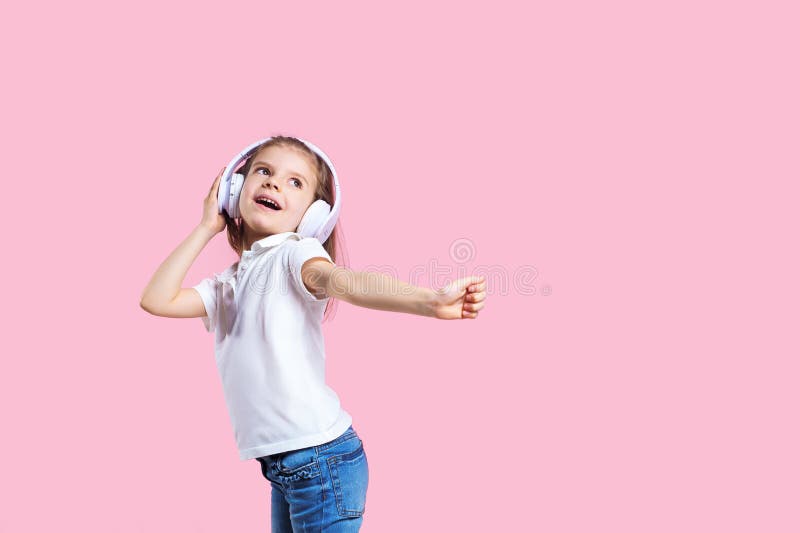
[
  {"xmin": 242, "ymin": 227, "xmax": 294, "ymax": 253},
  {"xmin": 241, "ymin": 226, "xmax": 262, "ymax": 253}
]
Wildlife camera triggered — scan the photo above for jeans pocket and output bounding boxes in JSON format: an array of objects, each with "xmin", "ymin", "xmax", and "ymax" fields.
[
  {"xmin": 275, "ymin": 447, "xmax": 320, "ymax": 483},
  {"xmin": 327, "ymin": 439, "xmax": 369, "ymax": 517}
]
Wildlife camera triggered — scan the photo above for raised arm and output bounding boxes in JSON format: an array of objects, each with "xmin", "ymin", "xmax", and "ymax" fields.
[
  {"xmin": 140, "ymin": 167, "xmax": 227, "ymax": 315},
  {"xmin": 301, "ymin": 259, "xmax": 487, "ymax": 320}
]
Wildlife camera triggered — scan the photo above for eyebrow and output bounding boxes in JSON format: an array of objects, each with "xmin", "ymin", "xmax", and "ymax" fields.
[{"xmin": 250, "ymin": 160, "xmax": 310, "ymax": 185}]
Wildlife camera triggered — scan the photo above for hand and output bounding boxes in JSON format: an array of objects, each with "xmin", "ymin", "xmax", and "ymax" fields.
[
  {"xmin": 431, "ymin": 275, "xmax": 486, "ymax": 320},
  {"xmin": 200, "ymin": 166, "xmax": 228, "ymax": 234}
]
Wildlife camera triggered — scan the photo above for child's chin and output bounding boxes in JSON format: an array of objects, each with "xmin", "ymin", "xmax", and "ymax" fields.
[
  {"xmin": 251, "ymin": 220, "xmax": 296, "ymax": 235},
  {"xmin": 248, "ymin": 210, "xmax": 300, "ymax": 231},
  {"xmin": 243, "ymin": 218, "xmax": 272, "ymax": 233}
]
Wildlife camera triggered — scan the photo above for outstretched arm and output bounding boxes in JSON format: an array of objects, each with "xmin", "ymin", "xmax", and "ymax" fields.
[{"xmin": 301, "ymin": 259, "xmax": 487, "ymax": 319}]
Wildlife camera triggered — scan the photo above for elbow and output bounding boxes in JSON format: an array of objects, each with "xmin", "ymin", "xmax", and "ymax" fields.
[
  {"xmin": 140, "ymin": 289, "xmax": 152, "ymax": 313},
  {"xmin": 140, "ymin": 297, "xmax": 159, "ymax": 315}
]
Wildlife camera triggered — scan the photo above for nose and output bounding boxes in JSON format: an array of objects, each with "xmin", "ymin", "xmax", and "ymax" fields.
[{"xmin": 261, "ymin": 174, "xmax": 279, "ymax": 191}]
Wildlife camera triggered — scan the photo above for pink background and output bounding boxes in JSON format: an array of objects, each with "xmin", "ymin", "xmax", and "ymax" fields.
[{"xmin": 2, "ymin": 0, "xmax": 798, "ymax": 531}]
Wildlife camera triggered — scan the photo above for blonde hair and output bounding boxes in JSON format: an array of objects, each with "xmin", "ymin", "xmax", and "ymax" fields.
[{"xmin": 222, "ymin": 135, "xmax": 348, "ymax": 322}]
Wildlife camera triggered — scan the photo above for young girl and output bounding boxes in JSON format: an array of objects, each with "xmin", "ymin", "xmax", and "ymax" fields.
[{"xmin": 140, "ymin": 135, "xmax": 487, "ymax": 532}]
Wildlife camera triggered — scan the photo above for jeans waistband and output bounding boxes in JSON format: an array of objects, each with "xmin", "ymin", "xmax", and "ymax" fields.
[{"xmin": 314, "ymin": 425, "xmax": 357, "ymax": 453}]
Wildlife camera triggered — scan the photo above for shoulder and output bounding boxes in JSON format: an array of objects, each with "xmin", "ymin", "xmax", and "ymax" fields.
[
  {"xmin": 214, "ymin": 263, "xmax": 238, "ymax": 283},
  {"xmin": 195, "ymin": 262, "xmax": 237, "ymax": 290},
  {"xmin": 283, "ymin": 237, "xmax": 335, "ymax": 301},
  {"xmin": 284, "ymin": 236, "xmax": 333, "ymax": 264},
  {"xmin": 284, "ymin": 234, "xmax": 324, "ymax": 248}
]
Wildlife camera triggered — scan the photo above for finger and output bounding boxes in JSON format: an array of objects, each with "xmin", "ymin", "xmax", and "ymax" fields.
[
  {"xmin": 468, "ymin": 282, "xmax": 486, "ymax": 294},
  {"xmin": 469, "ymin": 301, "xmax": 485, "ymax": 312},
  {"xmin": 453, "ymin": 276, "xmax": 483, "ymax": 294},
  {"xmin": 468, "ymin": 277, "xmax": 486, "ymax": 292},
  {"xmin": 463, "ymin": 310, "xmax": 478, "ymax": 319},
  {"xmin": 464, "ymin": 301, "xmax": 485, "ymax": 312},
  {"xmin": 212, "ymin": 165, "xmax": 225, "ymax": 183},
  {"xmin": 467, "ymin": 292, "xmax": 486, "ymax": 303},
  {"xmin": 211, "ymin": 167, "xmax": 226, "ymax": 195}
]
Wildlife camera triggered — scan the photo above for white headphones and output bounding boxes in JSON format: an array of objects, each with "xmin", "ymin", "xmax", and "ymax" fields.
[{"xmin": 217, "ymin": 137, "xmax": 341, "ymax": 244}]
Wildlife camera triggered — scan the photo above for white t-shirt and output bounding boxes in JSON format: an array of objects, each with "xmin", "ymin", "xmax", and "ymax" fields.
[{"xmin": 192, "ymin": 231, "xmax": 352, "ymax": 460}]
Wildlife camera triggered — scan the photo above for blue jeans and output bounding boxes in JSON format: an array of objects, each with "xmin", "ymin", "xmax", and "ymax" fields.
[{"xmin": 255, "ymin": 425, "xmax": 369, "ymax": 532}]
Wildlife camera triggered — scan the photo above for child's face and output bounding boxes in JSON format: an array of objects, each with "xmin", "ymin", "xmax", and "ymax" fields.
[{"xmin": 239, "ymin": 144, "xmax": 318, "ymax": 245}]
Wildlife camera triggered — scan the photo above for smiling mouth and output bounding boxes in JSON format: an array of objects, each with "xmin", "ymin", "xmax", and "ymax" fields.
[{"xmin": 254, "ymin": 198, "xmax": 281, "ymax": 211}]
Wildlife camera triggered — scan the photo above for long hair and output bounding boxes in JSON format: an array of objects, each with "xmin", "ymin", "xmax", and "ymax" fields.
[{"xmin": 222, "ymin": 135, "xmax": 348, "ymax": 322}]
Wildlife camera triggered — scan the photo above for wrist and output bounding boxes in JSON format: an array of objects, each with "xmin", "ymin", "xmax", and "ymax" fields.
[
  {"xmin": 196, "ymin": 223, "xmax": 220, "ymax": 237},
  {"xmin": 421, "ymin": 287, "xmax": 439, "ymax": 318}
]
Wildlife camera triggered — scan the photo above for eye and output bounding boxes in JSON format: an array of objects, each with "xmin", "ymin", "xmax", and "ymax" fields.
[{"xmin": 255, "ymin": 167, "xmax": 302, "ymax": 188}]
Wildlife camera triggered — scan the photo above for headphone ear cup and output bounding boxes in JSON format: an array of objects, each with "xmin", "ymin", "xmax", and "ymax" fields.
[
  {"xmin": 228, "ymin": 173, "xmax": 245, "ymax": 219},
  {"xmin": 297, "ymin": 199, "xmax": 332, "ymax": 239},
  {"xmin": 217, "ymin": 170, "xmax": 232, "ymax": 215}
]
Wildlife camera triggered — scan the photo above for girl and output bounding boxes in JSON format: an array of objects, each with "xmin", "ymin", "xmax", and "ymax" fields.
[{"xmin": 140, "ymin": 135, "xmax": 487, "ymax": 532}]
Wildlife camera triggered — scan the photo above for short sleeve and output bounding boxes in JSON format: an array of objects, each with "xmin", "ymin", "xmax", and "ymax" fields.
[
  {"xmin": 288, "ymin": 238, "xmax": 334, "ymax": 302},
  {"xmin": 192, "ymin": 277, "xmax": 219, "ymax": 333}
]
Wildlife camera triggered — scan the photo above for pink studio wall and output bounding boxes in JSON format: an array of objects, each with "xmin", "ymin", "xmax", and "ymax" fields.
[{"xmin": 2, "ymin": 1, "xmax": 797, "ymax": 532}]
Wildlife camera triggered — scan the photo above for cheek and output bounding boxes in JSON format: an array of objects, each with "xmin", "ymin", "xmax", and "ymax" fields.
[
  {"xmin": 288, "ymin": 190, "xmax": 315, "ymax": 209},
  {"xmin": 241, "ymin": 180, "xmax": 260, "ymax": 201},
  {"xmin": 239, "ymin": 183, "xmax": 251, "ymax": 202},
  {"xmin": 303, "ymin": 190, "xmax": 318, "ymax": 205}
]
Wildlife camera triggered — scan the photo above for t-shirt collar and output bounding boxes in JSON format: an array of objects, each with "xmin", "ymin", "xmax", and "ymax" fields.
[
  {"xmin": 245, "ymin": 231, "xmax": 301, "ymax": 254},
  {"xmin": 214, "ymin": 232, "xmax": 302, "ymax": 284}
]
